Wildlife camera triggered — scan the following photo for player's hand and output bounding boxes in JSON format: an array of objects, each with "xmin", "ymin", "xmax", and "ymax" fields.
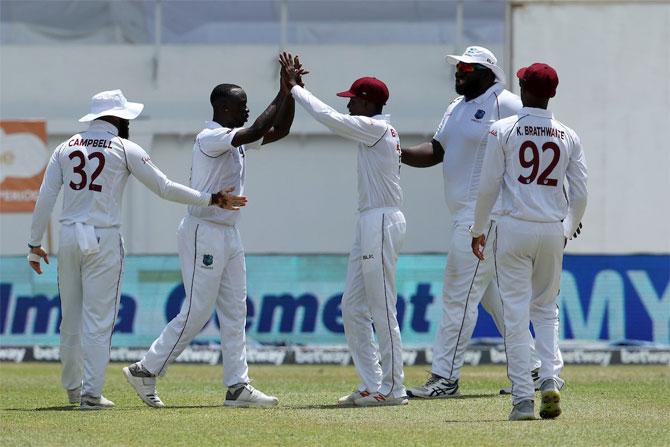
[
  {"xmin": 279, "ymin": 52, "xmax": 308, "ymax": 89},
  {"xmin": 565, "ymin": 222, "xmax": 583, "ymax": 248},
  {"xmin": 471, "ymin": 235, "xmax": 486, "ymax": 261},
  {"xmin": 279, "ymin": 52, "xmax": 292, "ymax": 95},
  {"xmin": 212, "ymin": 187, "xmax": 248, "ymax": 210},
  {"xmin": 293, "ymin": 55, "xmax": 307, "ymax": 87},
  {"xmin": 279, "ymin": 66, "xmax": 291, "ymax": 95},
  {"xmin": 28, "ymin": 246, "xmax": 49, "ymax": 275}
]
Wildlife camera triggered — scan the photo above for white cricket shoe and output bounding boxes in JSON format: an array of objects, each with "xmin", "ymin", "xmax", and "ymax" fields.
[
  {"xmin": 66, "ymin": 387, "xmax": 81, "ymax": 404},
  {"xmin": 80, "ymin": 394, "xmax": 115, "ymax": 410},
  {"xmin": 224, "ymin": 383, "xmax": 278, "ymax": 408},
  {"xmin": 123, "ymin": 362, "xmax": 165, "ymax": 408},
  {"xmin": 407, "ymin": 374, "xmax": 460, "ymax": 399},
  {"xmin": 539, "ymin": 379, "xmax": 562, "ymax": 419},
  {"xmin": 508, "ymin": 399, "xmax": 535, "ymax": 421},
  {"xmin": 354, "ymin": 392, "xmax": 408, "ymax": 407},
  {"xmin": 337, "ymin": 389, "xmax": 370, "ymax": 406}
]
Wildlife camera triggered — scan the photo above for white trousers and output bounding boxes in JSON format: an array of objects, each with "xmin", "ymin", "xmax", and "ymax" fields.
[
  {"xmin": 494, "ymin": 217, "xmax": 566, "ymax": 404},
  {"xmin": 342, "ymin": 208, "xmax": 406, "ymax": 398},
  {"xmin": 431, "ymin": 223, "xmax": 546, "ymax": 381},
  {"xmin": 58, "ymin": 225, "xmax": 125, "ymax": 397},
  {"xmin": 142, "ymin": 216, "xmax": 249, "ymax": 387}
]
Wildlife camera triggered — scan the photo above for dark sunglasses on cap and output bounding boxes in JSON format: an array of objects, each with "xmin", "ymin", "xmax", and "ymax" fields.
[{"xmin": 456, "ymin": 62, "xmax": 488, "ymax": 73}]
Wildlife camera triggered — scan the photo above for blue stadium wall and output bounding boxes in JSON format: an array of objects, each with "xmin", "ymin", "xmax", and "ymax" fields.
[{"xmin": 1, "ymin": 254, "xmax": 668, "ymax": 348}]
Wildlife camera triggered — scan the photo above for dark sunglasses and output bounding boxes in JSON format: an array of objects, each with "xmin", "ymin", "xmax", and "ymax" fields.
[{"xmin": 456, "ymin": 62, "xmax": 487, "ymax": 74}]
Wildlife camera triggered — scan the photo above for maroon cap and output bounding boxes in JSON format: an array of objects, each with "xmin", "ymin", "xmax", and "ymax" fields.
[
  {"xmin": 336, "ymin": 77, "xmax": 389, "ymax": 105},
  {"xmin": 517, "ymin": 63, "xmax": 559, "ymax": 98}
]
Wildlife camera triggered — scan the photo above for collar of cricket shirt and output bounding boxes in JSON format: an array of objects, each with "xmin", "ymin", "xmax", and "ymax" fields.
[
  {"xmin": 519, "ymin": 107, "xmax": 554, "ymax": 119},
  {"xmin": 88, "ymin": 119, "xmax": 119, "ymax": 136},
  {"xmin": 371, "ymin": 114, "xmax": 391, "ymax": 122},
  {"xmin": 468, "ymin": 82, "xmax": 505, "ymax": 105}
]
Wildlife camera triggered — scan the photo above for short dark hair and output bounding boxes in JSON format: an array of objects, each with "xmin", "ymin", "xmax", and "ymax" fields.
[{"xmin": 210, "ymin": 83, "xmax": 242, "ymax": 106}]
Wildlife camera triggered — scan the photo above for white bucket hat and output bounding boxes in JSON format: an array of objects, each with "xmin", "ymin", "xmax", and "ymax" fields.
[
  {"xmin": 78, "ymin": 89, "xmax": 144, "ymax": 122},
  {"xmin": 445, "ymin": 46, "xmax": 506, "ymax": 84}
]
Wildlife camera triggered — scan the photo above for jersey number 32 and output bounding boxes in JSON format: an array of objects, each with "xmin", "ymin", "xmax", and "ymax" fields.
[{"xmin": 69, "ymin": 150, "xmax": 106, "ymax": 192}]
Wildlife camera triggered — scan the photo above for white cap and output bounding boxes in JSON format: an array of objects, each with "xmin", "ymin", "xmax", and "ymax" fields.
[
  {"xmin": 445, "ymin": 46, "xmax": 506, "ymax": 84},
  {"xmin": 78, "ymin": 89, "xmax": 144, "ymax": 122}
]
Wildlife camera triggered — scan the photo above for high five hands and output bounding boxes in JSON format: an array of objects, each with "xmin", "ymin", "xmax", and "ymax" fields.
[{"xmin": 279, "ymin": 52, "xmax": 309, "ymax": 90}]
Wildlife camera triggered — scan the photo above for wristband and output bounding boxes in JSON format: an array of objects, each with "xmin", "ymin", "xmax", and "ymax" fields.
[
  {"xmin": 468, "ymin": 226, "xmax": 483, "ymax": 238},
  {"xmin": 28, "ymin": 243, "xmax": 41, "ymax": 249}
]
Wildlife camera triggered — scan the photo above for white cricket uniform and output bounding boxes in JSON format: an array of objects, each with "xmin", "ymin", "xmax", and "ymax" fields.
[
  {"xmin": 29, "ymin": 119, "xmax": 210, "ymax": 398},
  {"xmin": 141, "ymin": 121, "xmax": 261, "ymax": 387},
  {"xmin": 472, "ymin": 107, "xmax": 587, "ymax": 404},
  {"xmin": 430, "ymin": 82, "xmax": 545, "ymax": 382},
  {"xmin": 292, "ymin": 86, "xmax": 406, "ymax": 398}
]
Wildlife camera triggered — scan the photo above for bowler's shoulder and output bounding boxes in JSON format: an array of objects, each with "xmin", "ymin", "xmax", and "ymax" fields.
[{"xmin": 197, "ymin": 125, "xmax": 235, "ymax": 141}]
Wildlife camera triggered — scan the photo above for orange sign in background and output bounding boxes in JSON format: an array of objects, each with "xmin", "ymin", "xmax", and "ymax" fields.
[{"xmin": 0, "ymin": 120, "xmax": 48, "ymax": 213}]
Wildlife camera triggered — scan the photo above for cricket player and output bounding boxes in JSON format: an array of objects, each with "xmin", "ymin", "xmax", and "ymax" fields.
[
  {"xmin": 28, "ymin": 89, "xmax": 245, "ymax": 410},
  {"xmin": 402, "ymin": 46, "xmax": 551, "ymax": 398},
  {"xmin": 123, "ymin": 53, "xmax": 299, "ymax": 408},
  {"xmin": 284, "ymin": 55, "xmax": 407, "ymax": 406},
  {"xmin": 471, "ymin": 63, "xmax": 587, "ymax": 420}
]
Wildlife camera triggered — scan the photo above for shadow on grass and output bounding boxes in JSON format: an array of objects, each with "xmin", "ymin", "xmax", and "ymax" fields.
[
  {"xmin": 289, "ymin": 404, "xmax": 368, "ymax": 410},
  {"xmin": 4, "ymin": 405, "xmax": 79, "ymax": 412},
  {"xmin": 443, "ymin": 419, "xmax": 510, "ymax": 423},
  {"xmin": 3, "ymin": 403, "xmax": 227, "ymax": 412},
  {"xmin": 451, "ymin": 393, "xmax": 499, "ymax": 399}
]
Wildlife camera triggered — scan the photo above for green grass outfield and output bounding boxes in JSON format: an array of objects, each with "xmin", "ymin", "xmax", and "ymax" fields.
[{"xmin": 1, "ymin": 363, "xmax": 668, "ymax": 446}]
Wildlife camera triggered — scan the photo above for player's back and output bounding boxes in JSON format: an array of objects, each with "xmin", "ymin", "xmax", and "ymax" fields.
[
  {"xmin": 57, "ymin": 120, "xmax": 131, "ymax": 228},
  {"xmin": 494, "ymin": 107, "xmax": 582, "ymax": 223}
]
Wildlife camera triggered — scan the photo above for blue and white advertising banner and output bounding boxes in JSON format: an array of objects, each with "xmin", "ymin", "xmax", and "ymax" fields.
[{"xmin": 1, "ymin": 254, "xmax": 668, "ymax": 347}]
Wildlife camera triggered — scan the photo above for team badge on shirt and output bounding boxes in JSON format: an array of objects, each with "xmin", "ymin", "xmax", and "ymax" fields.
[
  {"xmin": 475, "ymin": 110, "xmax": 486, "ymax": 119},
  {"xmin": 203, "ymin": 254, "xmax": 214, "ymax": 267}
]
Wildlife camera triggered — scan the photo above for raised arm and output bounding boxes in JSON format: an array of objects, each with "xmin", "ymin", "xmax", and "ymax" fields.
[
  {"xmin": 401, "ymin": 139, "xmax": 444, "ymax": 167},
  {"xmin": 282, "ymin": 54, "xmax": 386, "ymax": 146},
  {"xmin": 262, "ymin": 53, "xmax": 302, "ymax": 145}
]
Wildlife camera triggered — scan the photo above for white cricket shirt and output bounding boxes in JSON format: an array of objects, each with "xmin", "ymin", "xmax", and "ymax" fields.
[
  {"xmin": 187, "ymin": 120, "xmax": 262, "ymax": 226},
  {"xmin": 29, "ymin": 120, "xmax": 211, "ymax": 246},
  {"xmin": 433, "ymin": 82, "xmax": 521, "ymax": 225},
  {"xmin": 291, "ymin": 86, "xmax": 403, "ymax": 212},
  {"xmin": 472, "ymin": 107, "xmax": 588, "ymax": 238}
]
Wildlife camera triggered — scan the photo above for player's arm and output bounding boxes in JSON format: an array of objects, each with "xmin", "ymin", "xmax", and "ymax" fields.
[
  {"xmin": 401, "ymin": 140, "xmax": 444, "ymax": 167},
  {"xmin": 28, "ymin": 146, "xmax": 64, "ymax": 274},
  {"xmin": 232, "ymin": 90, "xmax": 286, "ymax": 148},
  {"xmin": 471, "ymin": 129, "xmax": 505, "ymax": 260},
  {"xmin": 125, "ymin": 141, "xmax": 247, "ymax": 209},
  {"xmin": 290, "ymin": 85, "xmax": 386, "ymax": 146},
  {"xmin": 563, "ymin": 135, "xmax": 588, "ymax": 240},
  {"xmin": 262, "ymin": 53, "xmax": 300, "ymax": 145}
]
